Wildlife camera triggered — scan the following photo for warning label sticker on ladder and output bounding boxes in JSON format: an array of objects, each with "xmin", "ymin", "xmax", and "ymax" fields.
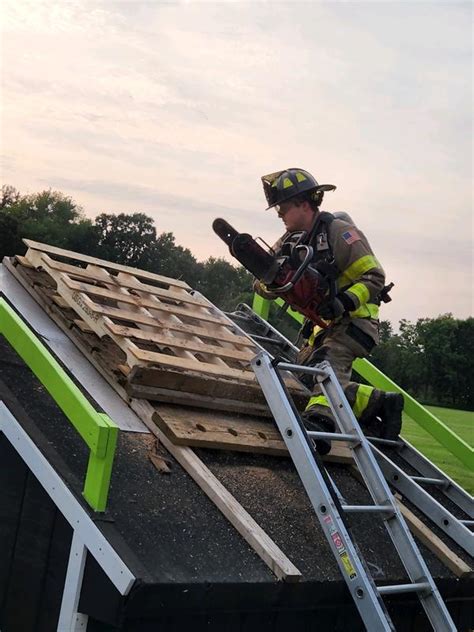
[{"xmin": 323, "ymin": 515, "xmax": 358, "ymax": 580}]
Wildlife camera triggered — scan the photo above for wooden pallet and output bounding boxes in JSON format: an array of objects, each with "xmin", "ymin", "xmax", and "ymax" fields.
[{"xmin": 9, "ymin": 241, "xmax": 309, "ymax": 414}]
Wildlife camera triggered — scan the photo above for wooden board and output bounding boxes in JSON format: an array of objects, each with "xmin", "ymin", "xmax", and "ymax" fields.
[
  {"xmin": 75, "ymin": 301, "xmax": 255, "ymax": 347},
  {"xmin": 59, "ymin": 274, "xmax": 226, "ymax": 326},
  {"xmin": 154, "ymin": 405, "xmax": 288, "ymax": 455},
  {"xmin": 127, "ymin": 383, "xmax": 271, "ymax": 417},
  {"xmin": 152, "ymin": 404, "xmax": 354, "ymax": 463}
]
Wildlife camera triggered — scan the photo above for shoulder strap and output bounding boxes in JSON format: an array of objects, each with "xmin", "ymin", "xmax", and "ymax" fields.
[
  {"xmin": 318, "ymin": 211, "xmax": 335, "ymax": 226},
  {"xmin": 305, "ymin": 211, "xmax": 333, "ymax": 246}
]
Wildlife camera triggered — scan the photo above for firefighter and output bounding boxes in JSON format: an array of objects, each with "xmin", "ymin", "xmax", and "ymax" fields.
[{"xmin": 255, "ymin": 168, "xmax": 404, "ymax": 454}]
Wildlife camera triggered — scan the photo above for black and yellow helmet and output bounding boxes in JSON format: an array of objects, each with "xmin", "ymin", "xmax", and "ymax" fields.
[{"xmin": 261, "ymin": 168, "xmax": 336, "ymax": 209}]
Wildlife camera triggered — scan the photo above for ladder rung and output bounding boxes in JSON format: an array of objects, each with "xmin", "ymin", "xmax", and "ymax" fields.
[
  {"xmin": 307, "ymin": 431, "xmax": 359, "ymax": 442},
  {"xmin": 277, "ymin": 361, "xmax": 328, "ymax": 378},
  {"xmin": 410, "ymin": 476, "xmax": 447, "ymax": 486},
  {"xmin": 377, "ymin": 582, "xmax": 431, "ymax": 595},
  {"xmin": 342, "ymin": 504, "xmax": 395, "ymax": 514},
  {"xmin": 250, "ymin": 333, "xmax": 285, "ymax": 346},
  {"xmin": 366, "ymin": 436, "xmax": 404, "ymax": 447},
  {"xmin": 460, "ymin": 520, "xmax": 474, "ymax": 526}
]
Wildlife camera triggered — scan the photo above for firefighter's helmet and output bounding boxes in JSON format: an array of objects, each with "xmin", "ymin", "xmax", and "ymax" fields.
[{"xmin": 261, "ymin": 168, "xmax": 336, "ymax": 210}]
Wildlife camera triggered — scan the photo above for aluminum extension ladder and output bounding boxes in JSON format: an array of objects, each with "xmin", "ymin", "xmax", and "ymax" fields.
[
  {"xmin": 227, "ymin": 304, "xmax": 473, "ymax": 558},
  {"xmin": 251, "ymin": 351, "xmax": 456, "ymax": 632}
]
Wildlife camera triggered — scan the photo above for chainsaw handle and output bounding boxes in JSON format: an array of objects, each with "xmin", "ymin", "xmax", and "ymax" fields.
[{"xmin": 275, "ymin": 245, "xmax": 314, "ymax": 293}]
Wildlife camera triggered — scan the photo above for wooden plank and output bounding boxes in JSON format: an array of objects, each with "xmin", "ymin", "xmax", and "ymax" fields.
[
  {"xmin": 154, "ymin": 406, "xmax": 287, "ymax": 455},
  {"xmin": 73, "ymin": 319, "xmax": 94, "ymax": 334},
  {"xmin": 23, "ymin": 239, "xmax": 191, "ymax": 289},
  {"xmin": 129, "ymin": 345, "xmax": 254, "ymax": 382},
  {"xmin": 126, "ymin": 383, "xmax": 272, "ymax": 417},
  {"xmin": 128, "ymin": 365, "xmax": 308, "ymax": 402},
  {"xmin": 129, "ymin": 398, "xmax": 302, "ymax": 581},
  {"xmin": 394, "ymin": 495, "xmax": 473, "ymax": 578},
  {"xmin": 14, "ymin": 255, "xmax": 34, "ymax": 268},
  {"xmin": 153, "ymin": 405, "xmax": 354, "ymax": 463},
  {"xmin": 105, "ymin": 322, "xmax": 254, "ymax": 363},
  {"xmin": 25, "ymin": 250, "xmax": 205, "ymax": 307},
  {"xmin": 51, "ymin": 295, "xmax": 70, "ymax": 309}
]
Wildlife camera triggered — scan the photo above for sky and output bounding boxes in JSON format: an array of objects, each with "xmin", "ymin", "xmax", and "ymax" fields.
[{"xmin": 0, "ymin": 0, "xmax": 472, "ymax": 326}]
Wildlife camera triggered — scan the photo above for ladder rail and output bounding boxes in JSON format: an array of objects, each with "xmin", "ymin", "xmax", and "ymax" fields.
[
  {"xmin": 396, "ymin": 439, "xmax": 473, "ymax": 518},
  {"xmin": 371, "ymin": 446, "xmax": 474, "ymax": 556},
  {"xmin": 253, "ymin": 352, "xmax": 457, "ymax": 632}
]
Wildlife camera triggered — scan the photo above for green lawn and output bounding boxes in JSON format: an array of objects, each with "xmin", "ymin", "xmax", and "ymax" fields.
[{"xmin": 401, "ymin": 405, "xmax": 474, "ymax": 495}]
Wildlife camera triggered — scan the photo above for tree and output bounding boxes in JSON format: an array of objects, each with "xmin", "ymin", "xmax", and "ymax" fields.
[
  {"xmin": 93, "ymin": 212, "xmax": 157, "ymax": 267},
  {"xmin": 0, "ymin": 186, "xmax": 93, "ymax": 258},
  {"xmin": 370, "ymin": 315, "xmax": 474, "ymax": 410},
  {"xmin": 1, "ymin": 185, "xmax": 21, "ymax": 209},
  {"xmin": 146, "ymin": 232, "xmax": 201, "ymax": 287},
  {"xmin": 379, "ymin": 320, "xmax": 393, "ymax": 343},
  {"xmin": 197, "ymin": 257, "xmax": 253, "ymax": 311}
]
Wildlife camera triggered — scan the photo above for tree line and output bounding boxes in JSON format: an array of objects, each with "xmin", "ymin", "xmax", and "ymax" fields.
[
  {"xmin": 0, "ymin": 185, "xmax": 253, "ymax": 311},
  {"xmin": 369, "ymin": 317, "xmax": 473, "ymax": 411},
  {"xmin": 1, "ymin": 185, "xmax": 472, "ymax": 411}
]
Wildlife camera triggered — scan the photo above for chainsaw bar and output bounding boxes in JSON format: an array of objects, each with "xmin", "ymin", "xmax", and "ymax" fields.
[{"xmin": 213, "ymin": 218, "xmax": 280, "ymax": 282}]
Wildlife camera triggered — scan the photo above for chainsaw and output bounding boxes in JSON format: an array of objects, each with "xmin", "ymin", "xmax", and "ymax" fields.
[{"xmin": 212, "ymin": 218, "xmax": 331, "ymax": 328}]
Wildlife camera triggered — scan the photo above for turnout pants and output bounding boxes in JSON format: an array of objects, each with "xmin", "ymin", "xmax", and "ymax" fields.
[{"xmin": 299, "ymin": 320, "xmax": 384, "ymax": 425}]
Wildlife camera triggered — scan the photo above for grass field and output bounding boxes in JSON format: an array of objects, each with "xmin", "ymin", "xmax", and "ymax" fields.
[{"xmin": 401, "ymin": 405, "xmax": 473, "ymax": 495}]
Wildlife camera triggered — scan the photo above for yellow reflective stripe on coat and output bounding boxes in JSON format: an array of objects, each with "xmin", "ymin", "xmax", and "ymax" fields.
[
  {"xmin": 308, "ymin": 324, "xmax": 325, "ymax": 346},
  {"xmin": 347, "ymin": 282, "xmax": 370, "ymax": 306},
  {"xmin": 307, "ymin": 386, "xmax": 374, "ymax": 417},
  {"xmin": 305, "ymin": 395, "xmax": 330, "ymax": 410},
  {"xmin": 338, "ymin": 254, "xmax": 379, "ymax": 287},
  {"xmin": 352, "ymin": 384, "xmax": 375, "ymax": 418},
  {"xmin": 350, "ymin": 303, "xmax": 379, "ymax": 319}
]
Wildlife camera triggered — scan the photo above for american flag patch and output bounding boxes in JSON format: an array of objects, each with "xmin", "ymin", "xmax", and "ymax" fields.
[{"xmin": 342, "ymin": 229, "xmax": 360, "ymax": 245}]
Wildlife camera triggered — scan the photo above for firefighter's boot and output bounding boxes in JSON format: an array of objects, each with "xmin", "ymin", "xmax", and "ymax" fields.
[
  {"xmin": 380, "ymin": 393, "xmax": 404, "ymax": 440},
  {"xmin": 301, "ymin": 408, "xmax": 335, "ymax": 456}
]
